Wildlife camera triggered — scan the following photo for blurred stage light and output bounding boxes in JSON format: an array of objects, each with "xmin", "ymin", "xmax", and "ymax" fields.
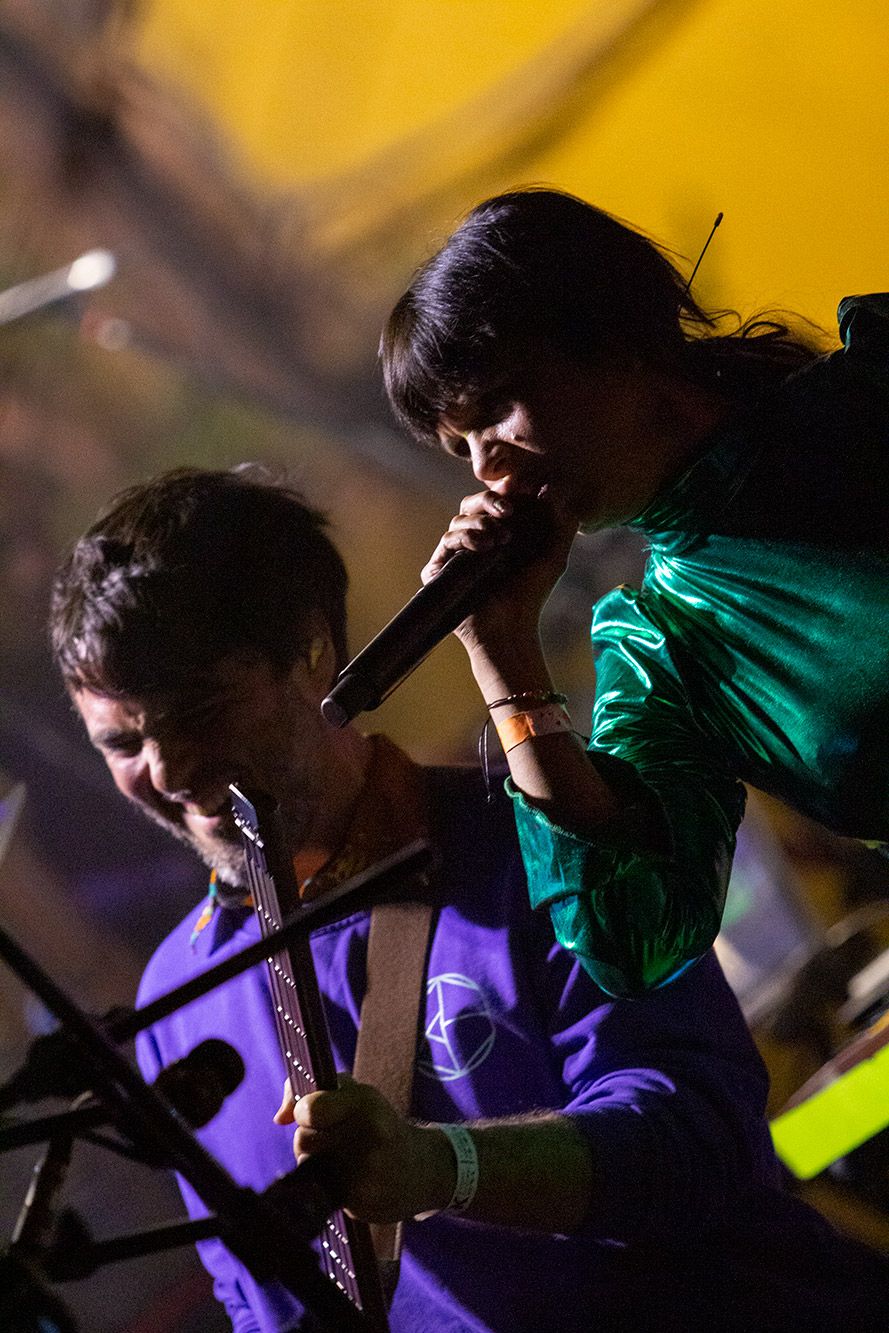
[
  {"xmin": 65, "ymin": 250, "xmax": 116, "ymax": 293},
  {"xmin": 0, "ymin": 250, "xmax": 117, "ymax": 326}
]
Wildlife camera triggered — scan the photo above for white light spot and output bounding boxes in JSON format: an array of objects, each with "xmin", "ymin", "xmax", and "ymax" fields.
[{"xmin": 67, "ymin": 250, "xmax": 116, "ymax": 292}]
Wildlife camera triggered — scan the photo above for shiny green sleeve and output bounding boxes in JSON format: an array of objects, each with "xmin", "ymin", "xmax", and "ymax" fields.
[{"xmin": 510, "ymin": 586, "xmax": 745, "ymax": 998}]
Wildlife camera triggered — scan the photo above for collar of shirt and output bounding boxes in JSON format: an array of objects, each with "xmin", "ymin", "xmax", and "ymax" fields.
[
  {"xmin": 296, "ymin": 733, "xmax": 430, "ymax": 902},
  {"xmin": 190, "ymin": 734, "xmax": 429, "ymax": 948},
  {"xmin": 628, "ymin": 415, "xmax": 764, "ymax": 541}
]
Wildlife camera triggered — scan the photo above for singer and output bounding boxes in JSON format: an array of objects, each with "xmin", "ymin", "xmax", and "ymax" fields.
[
  {"xmin": 49, "ymin": 466, "xmax": 889, "ymax": 1330},
  {"xmin": 381, "ymin": 186, "xmax": 889, "ymax": 997}
]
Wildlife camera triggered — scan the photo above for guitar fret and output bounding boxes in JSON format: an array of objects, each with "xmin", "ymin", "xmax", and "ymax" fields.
[
  {"xmin": 327, "ymin": 1226, "xmax": 353, "ymax": 1252},
  {"xmin": 231, "ymin": 785, "xmax": 386, "ymax": 1329},
  {"xmin": 323, "ymin": 1234, "xmax": 357, "ymax": 1277}
]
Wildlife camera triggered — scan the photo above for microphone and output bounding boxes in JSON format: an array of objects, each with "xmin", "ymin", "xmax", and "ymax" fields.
[
  {"xmin": 0, "ymin": 1007, "xmax": 137, "ymax": 1112},
  {"xmin": 0, "ymin": 1030, "xmax": 244, "ymax": 1131},
  {"xmin": 322, "ymin": 497, "xmax": 553, "ymax": 726},
  {"xmin": 0, "ymin": 1029, "xmax": 94, "ymax": 1112},
  {"xmin": 153, "ymin": 1038, "xmax": 245, "ymax": 1129}
]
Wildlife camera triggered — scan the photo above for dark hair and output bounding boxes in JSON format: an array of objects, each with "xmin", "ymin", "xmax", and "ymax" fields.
[
  {"xmin": 50, "ymin": 465, "xmax": 349, "ymax": 697},
  {"xmin": 382, "ymin": 187, "xmax": 823, "ymax": 445}
]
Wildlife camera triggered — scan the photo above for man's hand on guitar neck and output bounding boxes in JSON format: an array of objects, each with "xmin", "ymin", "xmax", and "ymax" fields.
[
  {"xmin": 275, "ymin": 1074, "xmax": 453, "ymax": 1223},
  {"xmin": 274, "ymin": 1074, "xmax": 594, "ymax": 1233}
]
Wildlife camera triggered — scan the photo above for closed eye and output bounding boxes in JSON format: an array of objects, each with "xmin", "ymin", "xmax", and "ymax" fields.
[
  {"xmin": 438, "ymin": 384, "xmax": 514, "ymax": 457},
  {"xmin": 95, "ymin": 732, "xmax": 143, "ymax": 757}
]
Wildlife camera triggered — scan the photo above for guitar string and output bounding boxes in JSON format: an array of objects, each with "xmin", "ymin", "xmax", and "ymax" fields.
[
  {"xmin": 246, "ymin": 842, "xmax": 361, "ymax": 1303},
  {"xmin": 270, "ymin": 935, "xmax": 362, "ymax": 1303},
  {"xmin": 247, "ymin": 848, "xmax": 342, "ymax": 1296},
  {"xmin": 243, "ymin": 846, "xmax": 342, "ymax": 1295},
  {"xmin": 240, "ymin": 808, "xmax": 391, "ymax": 1326}
]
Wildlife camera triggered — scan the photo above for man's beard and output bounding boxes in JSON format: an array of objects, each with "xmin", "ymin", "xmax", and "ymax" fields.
[
  {"xmin": 133, "ymin": 789, "xmax": 312, "ymax": 891},
  {"xmin": 134, "ymin": 799, "xmax": 248, "ymax": 888}
]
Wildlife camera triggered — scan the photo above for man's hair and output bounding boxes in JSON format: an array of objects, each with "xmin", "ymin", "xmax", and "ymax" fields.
[
  {"xmin": 381, "ymin": 187, "xmax": 823, "ymax": 445},
  {"xmin": 50, "ymin": 465, "xmax": 349, "ymax": 697}
]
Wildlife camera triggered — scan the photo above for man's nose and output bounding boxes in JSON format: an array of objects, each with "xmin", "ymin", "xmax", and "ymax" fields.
[{"xmin": 145, "ymin": 737, "xmax": 201, "ymax": 803}]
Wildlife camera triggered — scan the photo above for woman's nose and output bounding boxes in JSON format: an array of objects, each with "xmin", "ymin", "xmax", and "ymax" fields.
[{"xmin": 467, "ymin": 433, "xmax": 513, "ymax": 490}]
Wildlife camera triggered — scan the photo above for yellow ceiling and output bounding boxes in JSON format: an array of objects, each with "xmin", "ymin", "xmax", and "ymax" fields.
[
  {"xmin": 133, "ymin": 0, "xmax": 889, "ymax": 333},
  {"xmin": 135, "ymin": 1, "xmax": 600, "ymax": 179}
]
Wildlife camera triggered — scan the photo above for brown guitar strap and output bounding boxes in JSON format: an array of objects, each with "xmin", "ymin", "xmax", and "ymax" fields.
[{"xmin": 352, "ymin": 891, "xmax": 435, "ymax": 1293}]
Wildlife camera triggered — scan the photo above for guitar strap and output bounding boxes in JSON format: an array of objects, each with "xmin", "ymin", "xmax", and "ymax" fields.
[{"xmin": 352, "ymin": 889, "xmax": 435, "ymax": 1297}]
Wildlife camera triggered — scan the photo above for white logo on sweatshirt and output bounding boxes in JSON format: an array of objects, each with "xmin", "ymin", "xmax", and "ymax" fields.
[{"xmin": 417, "ymin": 973, "xmax": 496, "ymax": 1082}]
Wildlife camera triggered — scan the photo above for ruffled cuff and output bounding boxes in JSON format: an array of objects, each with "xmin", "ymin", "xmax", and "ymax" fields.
[{"xmin": 511, "ymin": 783, "xmax": 697, "ymax": 995}]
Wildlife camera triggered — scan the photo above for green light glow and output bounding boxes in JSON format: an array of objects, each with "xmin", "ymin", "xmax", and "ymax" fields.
[{"xmin": 770, "ymin": 1043, "xmax": 889, "ymax": 1179}]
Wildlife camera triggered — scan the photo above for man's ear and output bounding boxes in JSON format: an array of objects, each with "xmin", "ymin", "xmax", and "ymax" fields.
[
  {"xmin": 291, "ymin": 612, "xmax": 336, "ymax": 698},
  {"xmin": 305, "ymin": 636, "xmax": 325, "ymax": 673}
]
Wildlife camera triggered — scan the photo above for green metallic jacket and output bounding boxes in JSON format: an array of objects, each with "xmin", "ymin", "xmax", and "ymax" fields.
[{"xmin": 511, "ymin": 294, "xmax": 889, "ymax": 998}]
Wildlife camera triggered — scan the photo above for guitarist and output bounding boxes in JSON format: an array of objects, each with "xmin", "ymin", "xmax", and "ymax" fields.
[{"xmin": 51, "ymin": 466, "xmax": 889, "ymax": 1331}]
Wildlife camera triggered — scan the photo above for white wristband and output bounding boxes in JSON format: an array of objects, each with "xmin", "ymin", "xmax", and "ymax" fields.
[{"xmin": 414, "ymin": 1122, "xmax": 479, "ymax": 1221}]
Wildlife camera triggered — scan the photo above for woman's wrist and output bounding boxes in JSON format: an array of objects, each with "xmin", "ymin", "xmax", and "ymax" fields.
[{"xmin": 464, "ymin": 637, "xmax": 553, "ymax": 706}]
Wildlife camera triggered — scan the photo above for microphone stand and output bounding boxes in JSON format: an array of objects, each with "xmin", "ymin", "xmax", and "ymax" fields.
[
  {"xmin": 0, "ymin": 840, "xmax": 432, "ymax": 1108},
  {"xmin": 0, "ymin": 841, "xmax": 433, "ymax": 1332}
]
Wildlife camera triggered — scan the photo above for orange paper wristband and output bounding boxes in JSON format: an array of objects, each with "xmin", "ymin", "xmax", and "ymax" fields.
[{"xmin": 495, "ymin": 704, "xmax": 573, "ymax": 753}]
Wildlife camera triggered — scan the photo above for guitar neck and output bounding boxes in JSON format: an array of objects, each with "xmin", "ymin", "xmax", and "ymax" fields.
[{"xmin": 229, "ymin": 783, "xmax": 389, "ymax": 1332}]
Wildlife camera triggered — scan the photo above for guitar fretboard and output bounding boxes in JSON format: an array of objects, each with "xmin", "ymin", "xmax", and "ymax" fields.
[{"xmin": 230, "ymin": 785, "xmax": 388, "ymax": 1330}]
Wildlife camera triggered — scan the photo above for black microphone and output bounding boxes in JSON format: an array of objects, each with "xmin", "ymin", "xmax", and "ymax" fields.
[
  {"xmin": 0, "ymin": 1031, "xmax": 91, "ymax": 1112},
  {"xmin": 322, "ymin": 497, "xmax": 553, "ymax": 726},
  {"xmin": 0, "ymin": 1030, "xmax": 244, "ymax": 1132},
  {"xmin": 153, "ymin": 1038, "xmax": 245, "ymax": 1129},
  {"xmin": 0, "ymin": 1007, "xmax": 135, "ymax": 1112}
]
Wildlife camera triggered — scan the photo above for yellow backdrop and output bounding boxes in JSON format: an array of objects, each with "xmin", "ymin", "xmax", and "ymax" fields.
[{"xmin": 134, "ymin": 0, "xmax": 889, "ymax": 332}]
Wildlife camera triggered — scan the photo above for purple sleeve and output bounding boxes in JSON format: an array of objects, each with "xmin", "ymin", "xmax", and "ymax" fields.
[
  {"xmin": 536, "ymin": 945, "xmax": 777, "ymax": 1243},
  {"xmin": 134, "ymin": 1024, "xmax": 162, "ymax": 1084},
  {"xmin": 194, "ymin": 1234, "xmax": 265, "ymax": 1333}
]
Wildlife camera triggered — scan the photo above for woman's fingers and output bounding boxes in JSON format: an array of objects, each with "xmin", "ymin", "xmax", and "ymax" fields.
[
  {"xmin": 422, "ymin": 494, "xmax": 513, "ymax": 584},
  {"xmin": 458, "ymin": 491, "xmax": 511, "ymax": 518}
]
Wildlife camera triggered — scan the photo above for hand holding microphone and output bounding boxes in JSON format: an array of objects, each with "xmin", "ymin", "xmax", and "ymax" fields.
[{"xmin": 322, "ymin": 492, "xmax": 564, "ymax": 727}]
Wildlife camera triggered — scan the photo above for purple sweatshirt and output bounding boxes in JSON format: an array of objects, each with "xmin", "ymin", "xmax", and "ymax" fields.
[{"xmin": 136, "ymin": 767, "xmax": 888, "ymax": 1331}]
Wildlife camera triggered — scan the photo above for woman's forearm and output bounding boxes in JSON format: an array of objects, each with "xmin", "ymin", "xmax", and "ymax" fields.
[{"xmin": 467, "ymin": 634, "xmax": 619, "ymax": 828}]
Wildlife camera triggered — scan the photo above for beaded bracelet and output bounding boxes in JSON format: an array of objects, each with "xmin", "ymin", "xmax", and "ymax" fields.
[
  {"xmin": 414, "ymin": 1122, "xmax": 479, "ymax": 1221},
  {"xmin": 486, "ymin": 689, "xmax": 568, "ymax": 713}
]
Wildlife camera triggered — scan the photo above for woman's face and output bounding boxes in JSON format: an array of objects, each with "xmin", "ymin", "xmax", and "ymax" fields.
[{"xmin": 437, "ymin": 347, "xmax": 677, "ymax": 531}]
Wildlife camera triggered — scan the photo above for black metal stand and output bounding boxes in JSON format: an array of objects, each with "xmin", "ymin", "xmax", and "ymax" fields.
[{"xmin": 0, "ymin": 837, "xmax": 434, "ymax": 1333}]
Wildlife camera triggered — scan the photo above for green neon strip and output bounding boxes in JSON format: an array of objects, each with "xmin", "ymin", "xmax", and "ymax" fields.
[{"xmin": 770, "ymin": 1042, "xmax": 889, "ymax": 1179}]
